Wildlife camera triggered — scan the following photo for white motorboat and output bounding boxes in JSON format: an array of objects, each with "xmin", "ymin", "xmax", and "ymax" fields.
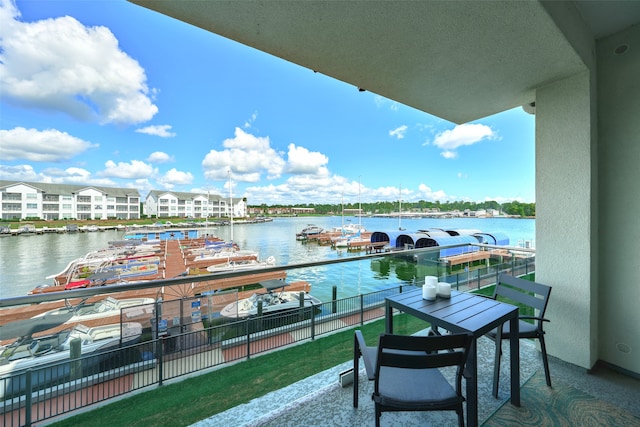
[
  {"xmin": 220, "ymin": 279, "xmax": 322, "ymax": 319},
  {"xmin": 205, "ymin": 256, "xmax": 276, "ymax": 273},
  {"xmin": 31, "ymin": 296, "xmax": 155, "ymax": 324},
  {"xmin": 0, "ymin": 320, "xmax": 143, "ymax": 400},
  {"xmin": 295, "ymin": 224, "xmax": 324, "ymax": 240}
]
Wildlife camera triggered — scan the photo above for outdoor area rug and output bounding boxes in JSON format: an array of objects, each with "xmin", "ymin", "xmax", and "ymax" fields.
[
  {"xmin": 196, "ymin": 336, "xmax": 542, "ymax": 427},
  {"xmin": 483, "ymin": 371, "xmax": 640, "ymax": 427}
]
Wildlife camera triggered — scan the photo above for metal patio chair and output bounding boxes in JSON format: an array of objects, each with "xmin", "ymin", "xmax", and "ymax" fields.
[
  {"xmin": 355, "ymin": 330, "xmax": 473, "ymax": 427},
  {"xmin": 486, "ymin": 273, "xmax": 552, "ymax": 397}
]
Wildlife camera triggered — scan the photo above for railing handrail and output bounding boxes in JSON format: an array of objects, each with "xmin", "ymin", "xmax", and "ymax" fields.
[{"xmin": 0, "ymin": 242, "xmax": 525, "ymax": 307}]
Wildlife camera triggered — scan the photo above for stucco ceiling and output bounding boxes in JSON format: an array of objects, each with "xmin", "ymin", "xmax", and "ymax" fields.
[{"xmin": 130, "ymin": 1, "xmax": 640, "ymax": 124}]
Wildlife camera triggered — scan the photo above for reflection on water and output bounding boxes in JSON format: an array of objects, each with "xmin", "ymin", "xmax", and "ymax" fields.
[{"xmin": 0, "ymin": 217, "xmax": 534, "ymax": 302}]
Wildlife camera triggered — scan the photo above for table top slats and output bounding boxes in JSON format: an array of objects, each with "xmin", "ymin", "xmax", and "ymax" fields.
[{"xmin": 387, "ymin": 289, "xmax": 517, "ymax": 336}]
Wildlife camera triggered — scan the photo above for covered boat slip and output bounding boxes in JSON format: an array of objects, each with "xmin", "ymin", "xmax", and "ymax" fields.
[{"xmin": 370, "ymin": 229, "xmax": 509, "ymax": 254}]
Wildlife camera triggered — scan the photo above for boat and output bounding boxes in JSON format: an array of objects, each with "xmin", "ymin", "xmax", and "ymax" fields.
[
  {"xmin": 63, "ymin": 262, "xmax": 161, "ymax": 290},
  {"xmin": 31, "ymin": 296, "xmax": 155, "ymax": 324},
  {"xmin": 122, "ymin": 226, "xmax": 213, "ymax": 241},
  {"xmin": 0, "ymin": 225, "xmax": 11, "ymax": 237},
  {"xmin": 0, "ymin": 320, "xmax": 143, "ymax": 400},
  {"xmin": 64, "ymin": 224, "xmax": 79, "ymax": 233},
  {"xmin": 205, "ymin": 256, "xmax": 276, "ymax": 273},
  {"xmin": 220, "ymin": 279, "xmax": 322, "ymax": 319},
  {"xmin": 296, "ymin": 224, "xmax": 324, "ymax": 240},
  {"xmin": 16, "ymin": 223, "xmax": 37, "ymax": 235},
  {"xmin": 333, "ymin": 230, "xmax": 370, "ymax": 248}
]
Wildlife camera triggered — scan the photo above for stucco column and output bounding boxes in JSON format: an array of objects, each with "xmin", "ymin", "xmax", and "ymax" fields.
[
  {"xmin": 535, "ymin": 71, "xmax": 597, "ymax": 369},
  {"xmin": 595, "ymin": 25, "xmax": 640, "ymax": 374}
]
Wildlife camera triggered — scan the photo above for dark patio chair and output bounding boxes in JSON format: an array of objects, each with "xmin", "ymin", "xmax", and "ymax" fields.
[
  {"xmin": 354, "ymin": 330, "xmax": 473, "ymax": 427},
  {"xmin": 486, "ymin": 273, "xmax": 552, "ymax": 397}
]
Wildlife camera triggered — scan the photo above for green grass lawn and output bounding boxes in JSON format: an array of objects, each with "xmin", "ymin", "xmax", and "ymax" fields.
[
  {"xmin": 50, "ymin": 277, "xmax": 536, "ymax": 426},
  {"xmin": 51, "ymin": 314, "xmax": 427, "ymax": 427}
]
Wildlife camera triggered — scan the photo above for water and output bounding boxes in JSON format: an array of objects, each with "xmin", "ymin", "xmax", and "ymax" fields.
[{"xmin": 0, "ymin": 217, "xmax": 534, "ymax": 302}]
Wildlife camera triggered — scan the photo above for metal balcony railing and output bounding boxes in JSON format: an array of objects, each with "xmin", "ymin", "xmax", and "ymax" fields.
[{"xmin": 0, "ymin": 243, "xmax": 535, "ymax": 426}]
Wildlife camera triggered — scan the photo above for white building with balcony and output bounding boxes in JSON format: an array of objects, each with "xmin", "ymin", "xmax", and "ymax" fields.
[
  {"xmin": 144, "ymin": 190, "xmax": 247, "ymax": 219},
  {"xmin": 0, "ymin": 181, "xmax": 141, "ymax": 221}
]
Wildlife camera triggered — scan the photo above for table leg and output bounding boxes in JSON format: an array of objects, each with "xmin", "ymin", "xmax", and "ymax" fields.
[
  {"xmin": 509, "ymin": 315, "xmax": 520, "ymax": 406},
  {"xmin": 466, "ymin": 338, "xmax": 478, "ymax": 427},
  {"xmin": 385, "ymin": 300, "xmax": 393, "ymax": 333}
]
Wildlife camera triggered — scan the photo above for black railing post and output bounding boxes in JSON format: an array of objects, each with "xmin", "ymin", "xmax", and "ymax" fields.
[
  {"xmin": 158, "ymin": 337, "xmax": 164, "ymax": 386},
  {"xmin": 246, "ymin": 318, "xmax": 251, "ymax": 360},
  {"xmin": 311, "ymin": 311, "xmax": 316, "ymax": 340},
  {"xmin": 25, "ymin": 369, "xmax": 32, "ymax": 427},
  {"xmin": 299, "ymin": 292, "xmax": 304, "ymax": 322},
  {"xmin": 332, "ymin": 286, "xmax": 337, "ymax": 313},
  {"xmin": 360, "ymin": 294, "xmax": 364, "ymax": 325}
]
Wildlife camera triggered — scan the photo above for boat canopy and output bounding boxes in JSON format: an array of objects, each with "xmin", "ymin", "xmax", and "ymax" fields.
[
  {"xmin": 396, "ymin": 233, "xmax": 436, "ymax": 249},
  {"xmin": 434, "ymin": 235, "xmax": 480, "ymax": 257},
  {"xmin": 259, "ymin": 279, "xmax": 289, "ymax": 292},
  {"xmin": 1, "ymin": 313, "xmax": 74, "ymax": 340},
  {"xmin": 370, "ymin": 231, "xmax": 404, "ymax": 248},
  {"xmin": 472, "ymin": 232, "xmax": 510, "ymax": 246},
  {"xmin": 416, "ymin": 229, "xmax": 451, "ymax": 237},
  {"xmin": 444, "ymin": 229, "xmax": 482, "ymax": 236}
]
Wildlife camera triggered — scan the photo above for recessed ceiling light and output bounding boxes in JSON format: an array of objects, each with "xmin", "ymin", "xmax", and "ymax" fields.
[{"xmin": 614, "ymin": 44, "xmax": 629, "ymax": 55}]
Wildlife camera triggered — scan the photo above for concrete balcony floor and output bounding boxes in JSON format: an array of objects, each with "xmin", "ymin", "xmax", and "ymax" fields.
[{"xmin": 194, "ymin": 334, "xmax": 640, "ymax": 427}]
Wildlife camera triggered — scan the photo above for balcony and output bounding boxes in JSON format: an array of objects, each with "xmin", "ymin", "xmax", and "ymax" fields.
[{"xmin": 0, "ymin": 245, "xmax": 637, "ymax": 426}]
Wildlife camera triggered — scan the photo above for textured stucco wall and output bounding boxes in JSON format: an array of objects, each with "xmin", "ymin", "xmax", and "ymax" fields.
[
  {"xmin": 536, "ymin": 71, "xmax": 596, "ymax": 369},
  {"xmin": 596, "ymin": 24, "xmax": 640, "ymax": 374}
]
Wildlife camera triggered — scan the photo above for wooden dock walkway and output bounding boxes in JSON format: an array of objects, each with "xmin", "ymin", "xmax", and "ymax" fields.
[{"xmin": 0, "ymin": 240, "xmax": 291, "ymax": 341}]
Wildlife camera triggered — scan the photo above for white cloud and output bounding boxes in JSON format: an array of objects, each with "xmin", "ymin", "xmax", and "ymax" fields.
[
  {"xmin": 0, "ymin": 164, "xmax": 116, "ymax": 186},
  {"xmin": 147, "ymin": 151, "xmax": 174, "ymax": 163},
  {"xmin": 0, "ymin": 127, "xmax": 97, "ymax": 162},
  {"xmin": 101, "ymin": 159, "xmax": 157, "ymax": 179},
  {"xmin": 0, "ymin": 1, "xmax": 158, "ymax": 125},
  {"xmin": 157, "ymin": 168, "xmax": 194, "ymax": 189},
  {"xmin": 202, "ymin": 127, "xmax": 285, "ymax": 182},
  {"xmin": 135, "ymin": 125, "xmax": 176, "ymax": 137},
  {"xmin": 389, "ymin": 125, "xmax": 408, "ymax": 139},
  {"xmin": 244, "ymin": 111, "xmax": 258, "ymax": 128},
  {"xmin": 286, "ymin": 144, "xmax": 329, "ymax": 174},
  {"xmin": 0, "ymin": 164, "xmax": 42, "ymax": 181},
  {"xmin": 416, "ymin": 183, "xmax": 448, "ymax": 201},
  {"xmin": 43, "ymin": 166, "xmax": 116, "ymax": 186},
  {"xmin": 431, "ymin": 123, "xmax": 496, "ymax": 158}
]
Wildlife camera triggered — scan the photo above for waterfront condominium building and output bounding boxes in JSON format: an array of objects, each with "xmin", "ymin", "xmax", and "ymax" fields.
[
  {"xmin": 0, "ymin": 181, "xmax": 141, "ymax": 221},
  {"xmin": 144, "ymin": 190, "xmax": 247, "ymax": 219}
]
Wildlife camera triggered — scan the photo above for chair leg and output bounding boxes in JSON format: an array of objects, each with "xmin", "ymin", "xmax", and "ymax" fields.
[
  {"xmin": 457, "ymin": 405, "xmax": 465, "ymax": 427},
  {"xmin": 492, "ymin": 331, "xmax": 503, "ymax": 398},
  {"xmin": 539, "ymin": 335, "xmax": 552, "ymax": 387},
  {"xmin": 353, "ymin": 344, "xmax": 359, "ymax": 407},
  {"xmin": 375, "ymin": 405, "xmax": 381, "ymax": 427}
]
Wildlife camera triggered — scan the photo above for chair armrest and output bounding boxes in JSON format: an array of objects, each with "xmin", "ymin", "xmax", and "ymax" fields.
[
  {"xmin": 355, "ymin": 330, "xmax": 367, "ymax": 352},
  {"xmin": 519, "ymin": 316, "xmax": 550, "ymax": 323}
]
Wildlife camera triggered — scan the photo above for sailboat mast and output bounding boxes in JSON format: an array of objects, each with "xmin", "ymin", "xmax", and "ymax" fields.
[
  {"xmin": 358, "ymin": 177, "xmax": 362, "ymax": 227},
  {"xmin": 398, "ymin": 184, "xmax": 403, "ymax": 231},
  {"xmin": 228, "ymin": 170, "xmax": 233, "ymax": 243}
]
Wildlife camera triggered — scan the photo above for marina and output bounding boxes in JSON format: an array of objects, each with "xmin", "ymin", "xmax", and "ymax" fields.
[
  {"xmin": 0, "ymin": 216, "xmax": 535, "ymax": 302},
  {"xmin": 0, "ymin": 215, "xmax": 534, "ymax": 343},
  {"xmin": 0, "ymin": 216, "xmax": 535, "ymax": 423}
]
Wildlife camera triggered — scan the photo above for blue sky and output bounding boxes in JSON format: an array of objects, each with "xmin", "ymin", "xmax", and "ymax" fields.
[{"xmin": 0, "ymin": 0, "xmax": 535, "ymax": 205}]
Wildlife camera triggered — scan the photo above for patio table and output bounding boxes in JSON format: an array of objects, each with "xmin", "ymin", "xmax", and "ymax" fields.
[{"xmin": 385, "ymin": 289, "xmax": 520, "ymax": 427}]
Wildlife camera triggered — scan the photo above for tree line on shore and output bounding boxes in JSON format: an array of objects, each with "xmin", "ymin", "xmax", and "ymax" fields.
[{"xmin": 252, "ymin": 200, "xmax": 536, "ymax": 218}]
